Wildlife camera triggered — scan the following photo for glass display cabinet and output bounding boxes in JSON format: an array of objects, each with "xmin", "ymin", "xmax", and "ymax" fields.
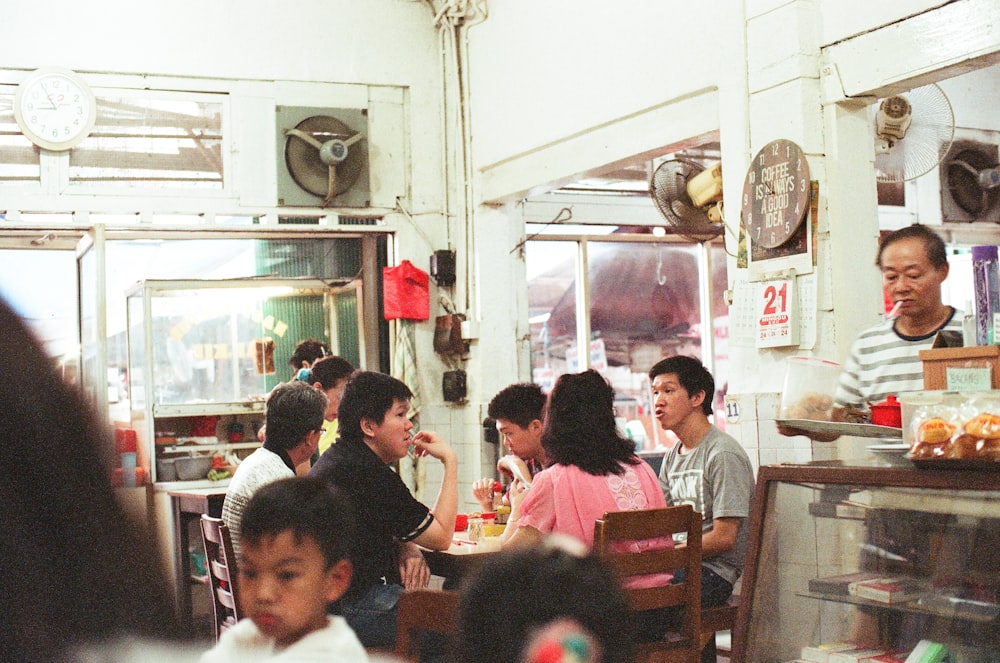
[
  {"xmin": 126, "ymin": 277, "xmax": 354, "ymax": 486},
  {"xmin": 733, "ymin": 465, "xmax": 1000, "ymax": 663}
]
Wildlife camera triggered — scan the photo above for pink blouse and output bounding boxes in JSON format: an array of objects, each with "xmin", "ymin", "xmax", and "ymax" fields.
[{"xmin": 516, "ymin": 459, "xmax": 672, "ymax": 588}]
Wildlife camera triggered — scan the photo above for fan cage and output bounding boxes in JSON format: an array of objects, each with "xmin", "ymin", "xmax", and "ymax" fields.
[{"xmin": 649, "ymin": 158, "xmax": 723, "ymax": 241}]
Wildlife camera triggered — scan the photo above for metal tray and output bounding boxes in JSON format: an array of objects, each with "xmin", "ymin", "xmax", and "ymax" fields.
[{"xmin": 777, "ymin": 419, "xmax": 903, "ymax": 439}]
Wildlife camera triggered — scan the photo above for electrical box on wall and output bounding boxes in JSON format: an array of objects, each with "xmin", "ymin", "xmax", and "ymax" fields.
[
  {"xmin": 430, "ymin": 250, "xmax": 456, "ymax": 287},
  {"xmin": 443, "ymin": 369, "xmax": 467, "ymax": 402}
]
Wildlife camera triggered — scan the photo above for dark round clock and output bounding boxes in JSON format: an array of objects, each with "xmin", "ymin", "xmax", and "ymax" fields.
[{"xmin": 741, "ymin": 139, "xmax": 811, "ymax": 249}]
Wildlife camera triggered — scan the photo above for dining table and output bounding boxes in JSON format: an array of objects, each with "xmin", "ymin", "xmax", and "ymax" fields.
[{"xmin": 421, "ymin": 534, "xmax": 500, "ymax": 588}]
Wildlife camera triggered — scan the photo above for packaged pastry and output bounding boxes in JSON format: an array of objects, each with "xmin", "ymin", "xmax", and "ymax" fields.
[
  {"xmin": 963, "ymin": 412, "xmax": 1000, "ymax": 440},
  {"xmin": 910, "ymin": 416, "xmax": 956, "ymax": 458}
]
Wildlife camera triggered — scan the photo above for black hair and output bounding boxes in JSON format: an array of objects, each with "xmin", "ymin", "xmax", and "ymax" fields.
[
  {"xmin": 648, "ymin": 355, "xmax": 715, "ymax": 417},
  {"xmin": 487, "ymin": 382, "xmax": 546, "ymax": 428},
  {"xmin": 301, "ymin": 355, "xmax": 355, "ymax": 389},
  {"xmin": 241, "ymin": 477, "xmax": 357, "ymax": 568},
  {"xmin": 540, "ymin": 369, "xmax": 638, "ymax": 475},
  {"xmin": 336, "ymin": 371, "xmax": 413, "ymax": 444},
  {"xmin": 288, "ymin": 338, "xmax": 331, "ymax": 369},
  {"xmin": 0, "ymin": 296, "xmax": 180, "ymax": 661},
  {"xmin": 454, "ymin": 545, "xmax": 632, "ymax": 663},
  {"xmin": 876, "ymin": 224, "xmax": 948, "ymax": 269},
  {"xmin": 264, "ymin": 380, "xmax": 327, "ymax": 451}
]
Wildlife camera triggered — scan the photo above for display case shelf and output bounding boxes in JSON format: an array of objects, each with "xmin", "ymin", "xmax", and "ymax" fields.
[
  {"xmin": 126, "ymin": 278, "xmax": 341, "ymax": 484},
  {"xmin": 734, "ymin": 465, "xmax": 1000, "ymax": 663}
]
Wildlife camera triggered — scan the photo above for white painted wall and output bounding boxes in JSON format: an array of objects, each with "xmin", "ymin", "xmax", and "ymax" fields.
[{"xmin": 5, "ymin": 0, "xmax": 1000, "ymax": 499}]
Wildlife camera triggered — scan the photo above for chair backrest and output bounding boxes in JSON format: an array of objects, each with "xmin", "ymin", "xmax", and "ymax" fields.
[
  {"xmin": 594, "ymin": 505, "xmax": 703, "ymax": 663},
  {"xmin": 394, "ymin": 589, "xmax": 460, "ymax": 662},
  {"xmin": 199, "ymin": 514, "xmax": 241, "ymax": 641}
]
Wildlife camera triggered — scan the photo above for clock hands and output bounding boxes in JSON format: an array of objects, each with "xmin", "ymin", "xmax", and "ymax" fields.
[{"xmin": 39, "ymin": 82, "xmax": 64, "ymax": 110}]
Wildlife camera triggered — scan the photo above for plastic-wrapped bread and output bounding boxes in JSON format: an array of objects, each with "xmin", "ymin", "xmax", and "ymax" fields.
[{"xmin": 963, "ymin": 412, "xmax": 1000, "ymax": 440}]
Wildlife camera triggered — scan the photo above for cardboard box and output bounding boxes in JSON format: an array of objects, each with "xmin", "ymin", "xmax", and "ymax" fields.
[{"xmin": 919, "ymin": 346, "xmax": 1000, "ymax": 390}]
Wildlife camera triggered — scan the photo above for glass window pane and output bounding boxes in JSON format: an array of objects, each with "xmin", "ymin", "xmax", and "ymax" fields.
[
  {"xmin": 526, "ymin": 240, "xmax": 577, "ymax": 391},
  {"xmin": 69, "ymin": 92, "xmax": 224, "ymax": 190},
  {"xmin": 527, "ymin": 237, "xmax": 730, "ymax": 450}
]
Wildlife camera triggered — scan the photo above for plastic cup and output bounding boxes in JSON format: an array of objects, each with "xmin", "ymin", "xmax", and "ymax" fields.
[
  {"xmin": 120, "ymin": 452, "xmax": 137, "ymax": 488},
  {"xmin": 779, "ymin": 357, "xmax": 842, "ymax": 421}
]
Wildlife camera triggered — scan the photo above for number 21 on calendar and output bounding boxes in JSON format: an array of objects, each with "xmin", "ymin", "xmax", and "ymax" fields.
[{"xmin": 755, "ymin": 276, "xmax": 799, "ymax": 348}]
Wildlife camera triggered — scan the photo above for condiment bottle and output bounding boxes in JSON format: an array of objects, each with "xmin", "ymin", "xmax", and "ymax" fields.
[
  {"xmin": 491, "ymin": 480, "xmax": 504, "ymax": 510},
  {"xmin": 466, "ymin": 515, "xmax": 484, "ymax": 543}
]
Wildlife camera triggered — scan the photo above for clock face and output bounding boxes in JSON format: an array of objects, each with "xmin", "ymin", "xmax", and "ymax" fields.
[
  {"xmin": 741, "ymin": 139, "xmax": 811, "ymax": 249},
  {"xmin": 14, "ymin": 68, "xmax": 97, "ymax": 151}
]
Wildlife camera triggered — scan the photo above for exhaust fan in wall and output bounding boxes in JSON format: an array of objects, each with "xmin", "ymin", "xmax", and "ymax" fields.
[
  {"xmin": 941, "ymin": 139, "xmax": 1000, "ymax": 224},
  {"xmin": 275, "ymin": 106, "xmax": 370, "ymax": 208}
]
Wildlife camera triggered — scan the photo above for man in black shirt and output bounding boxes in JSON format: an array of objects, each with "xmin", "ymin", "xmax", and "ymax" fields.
[{"xmin": 310, "ymin": 371, "xmax": 458, "ymax": 650}]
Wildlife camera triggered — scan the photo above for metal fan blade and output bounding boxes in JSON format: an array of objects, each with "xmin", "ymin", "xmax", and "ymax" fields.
[
  {"xmin": 322, "ymin": 164, "xmax": 337, "ymax": 208},
  {"xmin": 284, "ymin": 115, "xmax": 364, "ymax": 200},
  {"xmin": 284, "ymin": 128, "xmax": 324, "ymax": 151}
]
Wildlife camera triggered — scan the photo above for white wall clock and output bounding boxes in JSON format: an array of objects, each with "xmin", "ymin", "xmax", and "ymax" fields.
[{"xmin": 14, "ymin": 67, "xmax": 97, "ymax": 151}]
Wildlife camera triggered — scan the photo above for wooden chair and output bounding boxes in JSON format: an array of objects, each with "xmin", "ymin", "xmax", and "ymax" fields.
[
  {"xmin": 199, "ymin": 515, "xmax": 241, "ymax": 641},
  {"xmin": 394, "ymin": 588, "xmax": 460, "ymax": 662},
  {"xmin": 594, "ymin": 505, "xmax": 703, "ymax": 663}
]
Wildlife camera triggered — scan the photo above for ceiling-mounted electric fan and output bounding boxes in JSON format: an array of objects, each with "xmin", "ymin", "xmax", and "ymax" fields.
[
  {"xmin": 649, "ymin": 158, "xmax": 724, "ymax": 242},
  {"xmin": 873, "ymin": 83, "xmax": 955, "ymax": 183},
  {"xmin": 281, "ymin": 113, "xmax": 367, "ymax": 207}
]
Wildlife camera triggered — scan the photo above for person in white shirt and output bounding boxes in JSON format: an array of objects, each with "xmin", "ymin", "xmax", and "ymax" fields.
[
  {"xmin": 223, "ymin": 381, "xmax": 327, "ymax": 558},
  {"xmin": 201, "ymin": 477, "xmax": 367, "ymax": 662}
]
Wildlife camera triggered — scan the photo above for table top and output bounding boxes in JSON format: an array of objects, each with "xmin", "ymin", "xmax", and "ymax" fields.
[{"xmin": 167, "ymin": 486, "xmax": 229, "ymax": 499}]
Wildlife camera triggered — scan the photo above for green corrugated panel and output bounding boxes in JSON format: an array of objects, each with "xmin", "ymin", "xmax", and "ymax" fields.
[
  {"xmin": 263, "ymin": 295, "xmax": 328, "ymax": 392},
  {"xmin": 335, "ymin": 291, "xmax": 360, "ymax": 368}
]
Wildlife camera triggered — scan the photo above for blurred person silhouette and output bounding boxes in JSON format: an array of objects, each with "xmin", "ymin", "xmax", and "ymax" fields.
[
  {"xmin": 0, "ymin": 295, "xmax": 192, "ymax": 662},
  {"xmin": 452, "ymin": 540, "xmax": 633, "ymax": 663}
]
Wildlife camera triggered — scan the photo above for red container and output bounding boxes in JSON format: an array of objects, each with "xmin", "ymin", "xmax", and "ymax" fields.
[
  {"xmin": 455, "ymin": 514, "xmax": 468, "ymax": 532},
  {"xmin": 115, "ymin": 427, "xmax": 138, "ymax": 453},
  {"xmin": 870, "ymin": 394, "xmax": 902, "ymax": 428}
]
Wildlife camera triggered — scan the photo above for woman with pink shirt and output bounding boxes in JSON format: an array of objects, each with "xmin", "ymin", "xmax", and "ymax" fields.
[
  {"xmin": 503, "ymin": 369, "xmax": 675, "ymax": 643},
  {"xmin": 503, "ymin": 370, "xmax": 670, "ymax": 572}
]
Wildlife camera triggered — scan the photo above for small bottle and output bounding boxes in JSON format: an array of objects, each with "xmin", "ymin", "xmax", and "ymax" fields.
[
  {"xmin": 964, "ymin": 300, "xmax": 978, "ymax": 347},
  {"xmin": 466, "ymin": 515, "xmax": 484, "ymax": 543},
  {"xmin": 491, "ymin": 480, "xmax": 504, "ymax": 511}
]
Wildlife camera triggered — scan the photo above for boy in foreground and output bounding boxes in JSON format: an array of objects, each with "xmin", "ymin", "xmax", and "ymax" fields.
[{"xmin": 200, "ymin": 477, "xmax": 367, "ymax": 662}]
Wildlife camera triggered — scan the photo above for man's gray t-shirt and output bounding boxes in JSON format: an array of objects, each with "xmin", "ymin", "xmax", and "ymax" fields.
[{"xmin": 658, "ymin": 425, "xmax": 755, "ymax": 585}]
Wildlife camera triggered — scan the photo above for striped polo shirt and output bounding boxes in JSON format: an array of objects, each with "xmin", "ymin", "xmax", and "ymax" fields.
[{"xmin": 834, "ymin": 307, "xmax": 962, "ymax": 409}]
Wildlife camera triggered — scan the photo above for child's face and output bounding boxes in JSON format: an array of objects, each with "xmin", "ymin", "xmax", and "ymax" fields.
[
  {"xmin": 238, "ymin": 530, "xmax": 351, "ymax": 650},
  {"xmin": 362, "ymin": 397, "xmax": 413, "ymax": 463}
]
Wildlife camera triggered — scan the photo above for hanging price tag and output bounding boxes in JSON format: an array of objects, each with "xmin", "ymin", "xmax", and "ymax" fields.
[{"xmin": 756, "ymin": 276, "xmax": 799, "ymax": 348}]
